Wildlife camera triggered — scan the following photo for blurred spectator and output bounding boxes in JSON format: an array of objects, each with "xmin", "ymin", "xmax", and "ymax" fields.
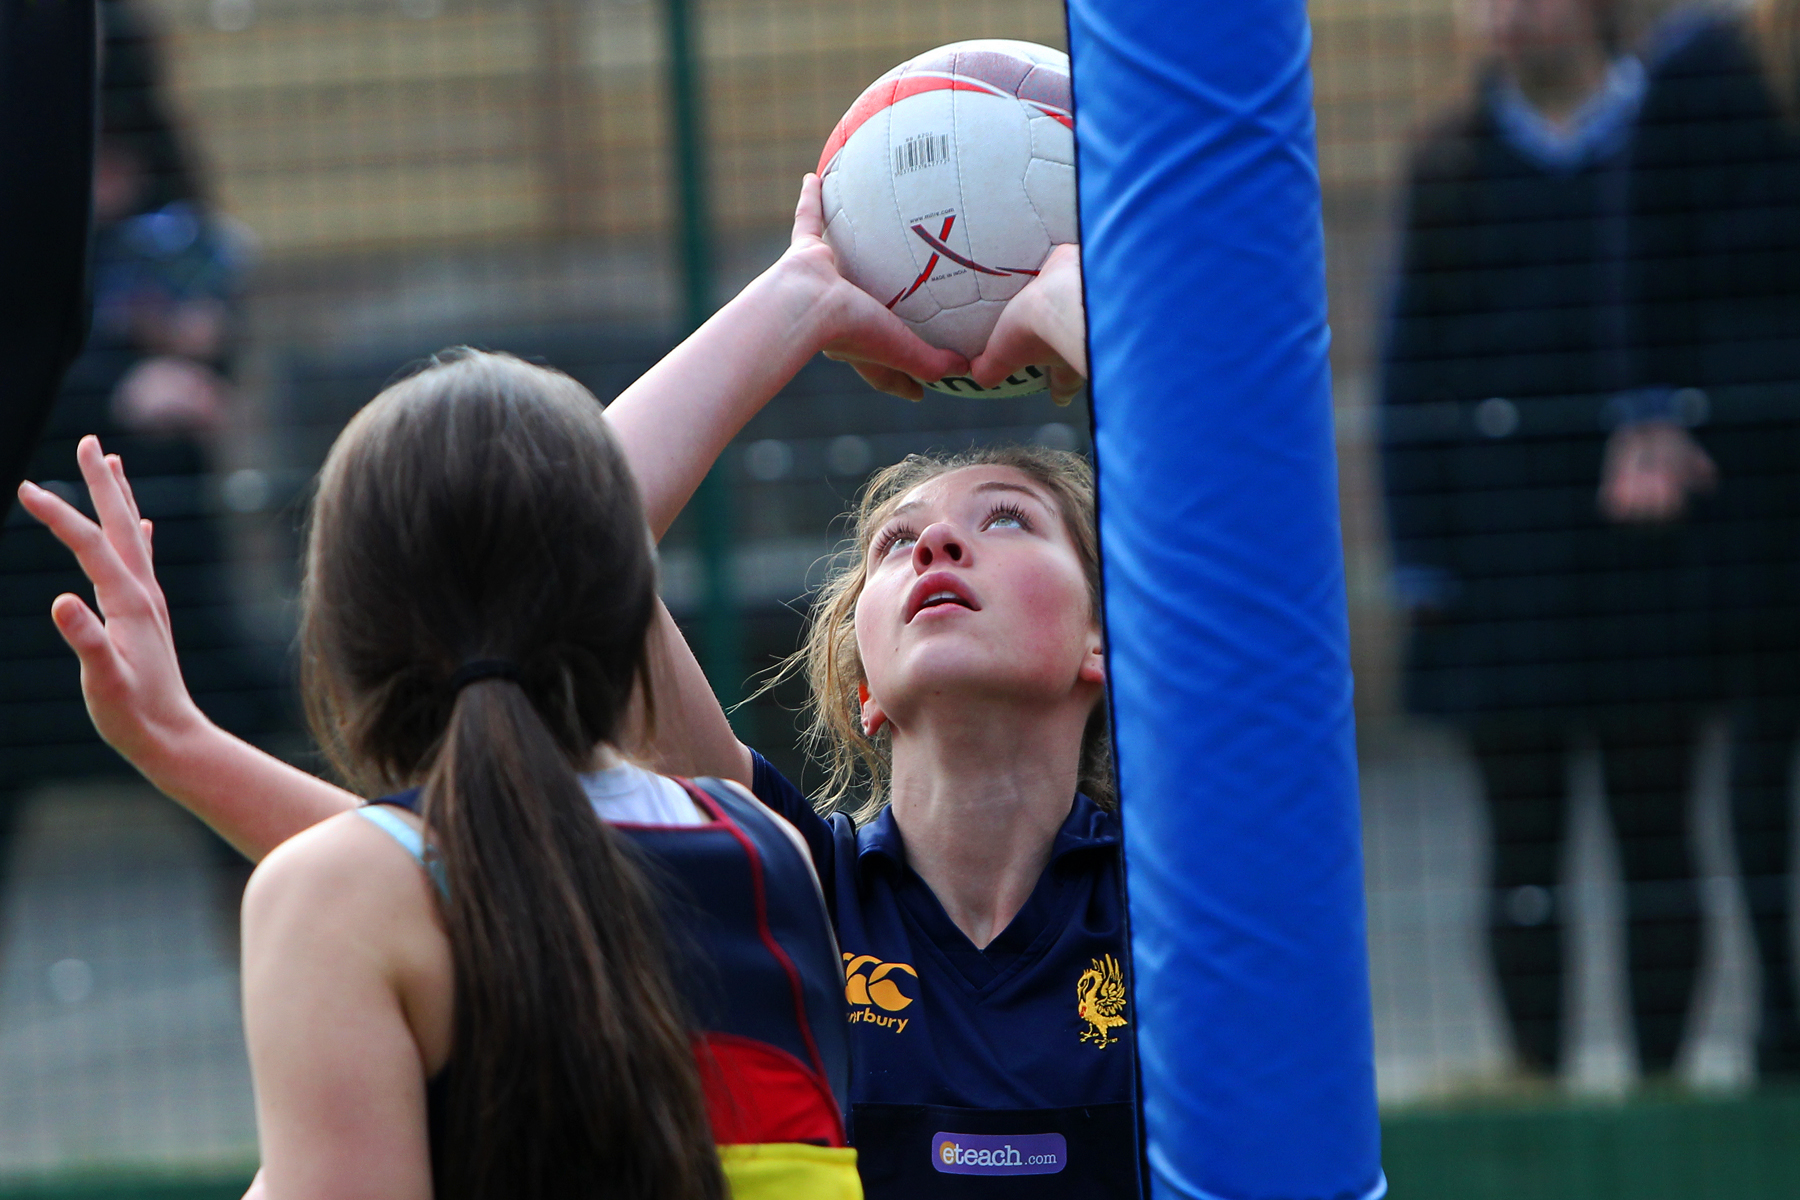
[
  {"xmin": 1381, "ymin": 0, "xmax": 1708, "ymax": 1081},
  {"xmin": 1629, "ymin": 0, "xmax": 1800, "ymax": 1078},
  {"xmin": 0, "ymin": 1, "xmax": 285, "ymax": 896}
]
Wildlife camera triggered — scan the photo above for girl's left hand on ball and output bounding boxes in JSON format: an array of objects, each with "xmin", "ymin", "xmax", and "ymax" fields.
[
  {"xmin": 782, "ymin": 173, "xmax": 968, "ymax": 401},
  {"xmin": 970, "ymin": 242, "xmax": 1087, "ymax": 406}
]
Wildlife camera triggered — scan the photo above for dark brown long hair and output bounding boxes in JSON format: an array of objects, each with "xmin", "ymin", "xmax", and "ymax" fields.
[{"xmin": 299, "ymin": 349, "xmax": 723, "ymax": 1200}]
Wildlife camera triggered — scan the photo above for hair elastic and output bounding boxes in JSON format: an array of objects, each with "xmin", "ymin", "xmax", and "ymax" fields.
[{"xmin": 448, "ymin": 658, "xmax": 523, "ymax": 693}]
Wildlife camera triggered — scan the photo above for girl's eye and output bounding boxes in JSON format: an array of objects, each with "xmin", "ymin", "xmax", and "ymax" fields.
[
  {"xmin": 873, "ymin": 526, "xmax": 917, "ymax": 557},
  {"xmin": 983, "ymin": 504, "xmax": 1032, "ymax": 532}
]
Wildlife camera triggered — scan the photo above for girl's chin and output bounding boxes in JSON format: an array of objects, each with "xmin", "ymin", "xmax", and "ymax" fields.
[{"xmin": 880, "ymin": 655, "xmax": 1076, "ymax": 710}]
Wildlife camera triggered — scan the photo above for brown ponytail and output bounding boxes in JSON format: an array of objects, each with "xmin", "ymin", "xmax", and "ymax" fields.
[{"xmin": 300, "ymin": 349, "xmax": 723, "ymax": 1200}]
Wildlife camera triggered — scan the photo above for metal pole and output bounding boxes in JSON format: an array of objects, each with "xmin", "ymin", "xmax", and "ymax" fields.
[{"xmin": 661, "ymin": 0, "xmax": 743, "ymax": 714}]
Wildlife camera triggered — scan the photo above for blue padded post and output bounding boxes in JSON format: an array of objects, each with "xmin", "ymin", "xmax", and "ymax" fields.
[{"xmin": 1066, "ymin": 2, "xmax": 1385, "ymax": 1198}]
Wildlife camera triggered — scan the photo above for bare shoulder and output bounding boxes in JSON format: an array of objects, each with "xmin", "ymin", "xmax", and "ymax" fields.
[
  {"xmin": 244, "ymin": 807, "xmax": 436, "ymax": 935},
  {"xmin": 242, "ymin": 806, "xmax": 455, "ymax": 1081},
  {"xmin": 239, "ymin": 808, "xmax": 447, "ymax": 1195}
]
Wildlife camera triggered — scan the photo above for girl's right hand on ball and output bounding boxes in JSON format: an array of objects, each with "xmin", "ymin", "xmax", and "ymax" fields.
[
  {"xmin": 783, "ymin": 173, "xmax": 968, "ymax": 400},
  {"xmin": 15, "ymin": 435, "xmax": 212, "ymax": 777}
]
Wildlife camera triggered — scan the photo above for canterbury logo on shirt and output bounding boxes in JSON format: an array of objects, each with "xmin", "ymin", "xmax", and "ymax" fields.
[{"xmin": 843, "ymin": 953, "xmax": 916, "ymax": 1033}]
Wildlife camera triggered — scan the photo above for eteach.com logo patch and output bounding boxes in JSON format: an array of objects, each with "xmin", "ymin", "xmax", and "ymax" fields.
[{"xmin": 931, "ymin": 1131, "xmax": 1067, "ymax": 1176}]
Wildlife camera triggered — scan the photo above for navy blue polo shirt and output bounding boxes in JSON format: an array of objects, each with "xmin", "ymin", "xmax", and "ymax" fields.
[{"xmin": 750, "ymin": 751, "xmax": 1141, "ymax": 1199}]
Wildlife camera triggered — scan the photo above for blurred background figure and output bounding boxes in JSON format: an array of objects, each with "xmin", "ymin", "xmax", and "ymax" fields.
[
  {"xmin": 1380, "ymin": 0, "xmax": 1711, "ymax": 1083},
  {"xmin": 1629, "ymin": 0, "xmax": 1800, "ymax": 1080},
  {"xmin": 0, "ymin": 0, "xmax": 283, "ymax": 911},
  {"xmin": 0, "ymin": 0, "xmax": 95, "ymax": 519}
]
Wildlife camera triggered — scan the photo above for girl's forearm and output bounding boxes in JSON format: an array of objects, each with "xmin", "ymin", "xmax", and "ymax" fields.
[
  {"xmin": 605, "ymin": 258, "xmax": 834, "ymax": 539},
  {"xmin": 141, "ymin": 718, "xmax": 359, "ymax": 861}
]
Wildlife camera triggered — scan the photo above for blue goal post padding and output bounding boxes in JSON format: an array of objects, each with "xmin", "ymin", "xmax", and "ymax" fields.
[{"xmin": 1066, "ymin": 1, "xmax": 1386, "ymax": 1198}]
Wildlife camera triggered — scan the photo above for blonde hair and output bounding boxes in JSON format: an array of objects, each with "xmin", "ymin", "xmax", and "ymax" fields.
[{"xmin": 771, "ymin": 444, "xmax": 1113, "ymax": 823}]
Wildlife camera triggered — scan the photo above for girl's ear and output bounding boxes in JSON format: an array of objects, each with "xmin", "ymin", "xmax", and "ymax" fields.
[
  {"xmin": 858, "ymin": 681, "xmax": 889, "ymax": 737},
  {"xmin": 1078, "ymin": 633, "xmax": 1106, "ymax": 686}
]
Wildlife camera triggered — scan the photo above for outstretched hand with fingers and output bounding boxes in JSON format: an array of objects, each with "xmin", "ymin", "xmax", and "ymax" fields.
[
  {"xmin": 15, "ymin": 435, "xmax": 211, "ymax": 773},
  {"xmin": 969, "ymin": 242, "xmax": 1087, "ymax": 406},
  {"xmin": 783, "ymin": 173, "xmax": 969, "ymax": 401}
]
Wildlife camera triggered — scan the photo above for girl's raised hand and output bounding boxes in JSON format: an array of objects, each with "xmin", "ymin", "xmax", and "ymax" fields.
[
  {"xmin": 15, "ymin": 435, "xmax": 211, "ymax": 774},
  {"xmin": 784, "ymin": 173, "xmax": 969, "ymax": 401}
]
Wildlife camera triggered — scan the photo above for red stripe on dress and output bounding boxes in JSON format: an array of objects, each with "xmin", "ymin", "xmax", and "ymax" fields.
[
  {"xmin": 694, "ymin": 1031, "xmax": 845, "ymax": 1146},
  {"xmin": 678, "ymin": 778, "xmax": 840, "ymax": 1138}
]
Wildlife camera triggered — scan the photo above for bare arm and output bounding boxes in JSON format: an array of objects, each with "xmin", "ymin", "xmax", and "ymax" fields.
[
  {"xmin": 624, "ymin": 603, "xmax": 756, "ymax": 786},
  {"xmin": 17, "ymin": 438, "xmax": 358, "ymax": 861},
  {"xmin": 608, "ymin": 175, "xmax": 964, "ymax": 780},
  {"xmin": 606, "ymin": 173, "xmax": 966, "ymax": 538},
  {"xmin": 243, "ymin": 815, "xmax": 444, "ymax": 1200},
  {"xmin": 14, "ymin": 178, "xmax": 966, "ymax": 841}
]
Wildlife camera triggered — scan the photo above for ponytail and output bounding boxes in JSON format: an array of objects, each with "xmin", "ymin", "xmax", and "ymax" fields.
[
  {"xmin": 424, "ymin": 680, "xmax": 722, "ymax": 1200},
  {"xmin": 299, "ymin": 349, "xmax": 723, "ymax": 1200}
]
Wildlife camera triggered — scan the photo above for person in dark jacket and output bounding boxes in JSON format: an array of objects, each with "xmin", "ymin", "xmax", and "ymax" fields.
[
  {"xmin": 1628, "ymin": 0, "xmax": 1800, "ymax": 1078},
  {"xmin": 1381, "ymin": 0, "xmax": 1711, "ymax": 1079},
  {"xmin": 0, "ymin": 0, "xmax": 96, "ymax": 914},
  {"xmin": 0, "ymin": 0, "xmax": 95, "ymax": 518},
  {"xmin": 0, "ymin": 0, "xmax": 285, "ymax": 899}
]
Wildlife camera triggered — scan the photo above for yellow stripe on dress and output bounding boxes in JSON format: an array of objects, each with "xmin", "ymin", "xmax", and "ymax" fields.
[{"xmin": 717, "ymin": 1143, "xmax": 860, "ymax": 1200}]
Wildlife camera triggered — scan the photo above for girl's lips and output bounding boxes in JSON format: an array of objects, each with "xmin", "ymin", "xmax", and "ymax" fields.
[{"xmin": 904, "ymin": 572, "xmax": 981, "ymax": 623}]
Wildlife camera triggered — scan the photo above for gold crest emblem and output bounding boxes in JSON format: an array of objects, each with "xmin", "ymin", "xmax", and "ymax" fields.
[{"xmin": 1076, "ymin": 954, "xmax": 1128, "ymax": 1049}]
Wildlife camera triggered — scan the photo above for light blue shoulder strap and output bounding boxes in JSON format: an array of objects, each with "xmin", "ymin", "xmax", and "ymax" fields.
[{"xmin": 357, "ymin": 805, "xmax": 448, "ymax": 897}]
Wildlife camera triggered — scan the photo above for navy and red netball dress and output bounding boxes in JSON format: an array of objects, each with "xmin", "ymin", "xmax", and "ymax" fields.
[
  {"xmin": 750, "ymin": 752, "xmax": 1142, "ymax": 1200},
  {"xmin": 365, "ymin": 776, "xmax": 858, "ymax": 1199}
]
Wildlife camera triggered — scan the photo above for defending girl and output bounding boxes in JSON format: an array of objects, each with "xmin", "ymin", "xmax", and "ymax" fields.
[
  {"xmin": 21, "ymin": 177, "xmax": 1134, "ymax": 1198},
  {"xmin": 21, "ymin": 354, "xmax": 855, "ymax": 1199}
]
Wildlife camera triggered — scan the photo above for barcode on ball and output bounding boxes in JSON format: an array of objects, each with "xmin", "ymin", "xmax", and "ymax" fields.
[{"xmin": 893, "ymin": 134, "xmax": 951, "ymax": 176}]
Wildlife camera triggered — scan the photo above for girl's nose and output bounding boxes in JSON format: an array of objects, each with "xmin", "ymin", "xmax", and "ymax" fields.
[{"xmin": 912, "ymin": 522, "xmax": 966, "ymax": 570}]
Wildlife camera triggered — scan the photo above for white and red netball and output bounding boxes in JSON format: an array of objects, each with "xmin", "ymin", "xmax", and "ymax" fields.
[{"xmin": 818, "ymin": 40, "xmax": 1075, "ymax": 398}]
